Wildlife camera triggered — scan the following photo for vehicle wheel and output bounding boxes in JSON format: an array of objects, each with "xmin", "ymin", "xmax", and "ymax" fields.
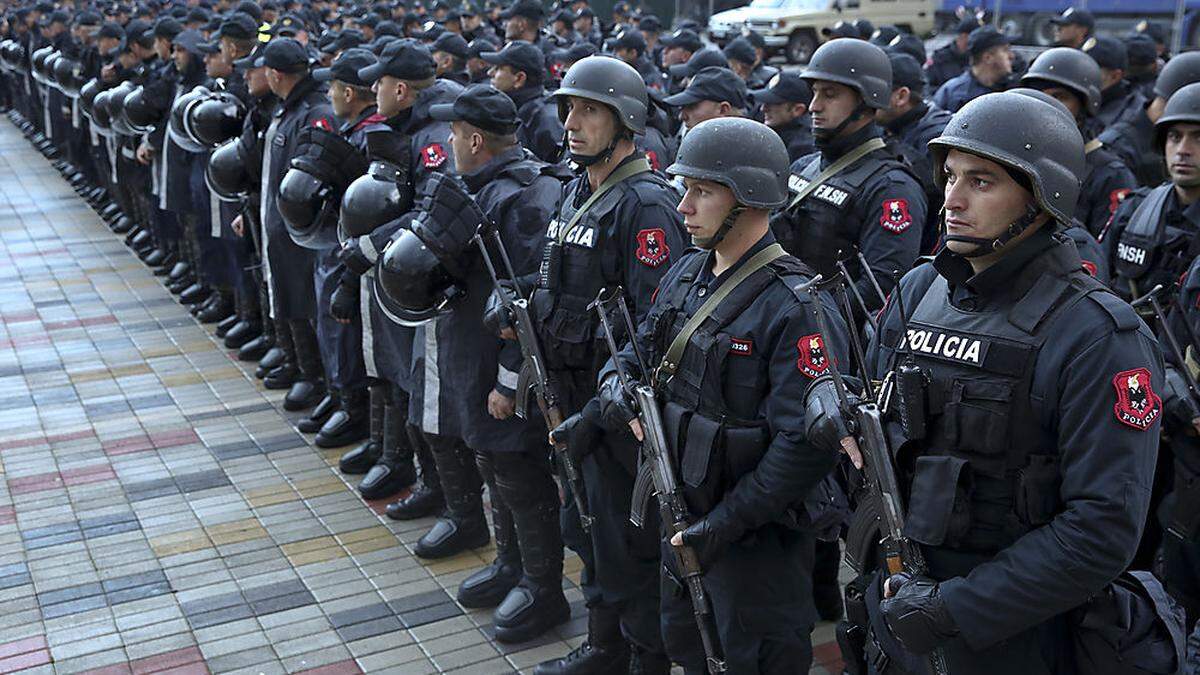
[
  {"xmin": 786, "ymin": 30, "xmax": 817, "ymax": 64},
  {"xmin": 1026, "ymin": 12, "xmax": 1057, "ymax": 46}
]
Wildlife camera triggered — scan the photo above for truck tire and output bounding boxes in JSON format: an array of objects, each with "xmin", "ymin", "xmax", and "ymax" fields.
[
  {"xmin": 786, "ymin": 30, "xmax": 817, "ymax": 64},
  {"xmin": 1025, "ymin": 12, "xmax": 1058, "ymax": 46}
]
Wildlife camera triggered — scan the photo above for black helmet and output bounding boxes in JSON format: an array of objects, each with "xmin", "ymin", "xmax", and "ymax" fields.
[
  {"xmin": 1020, "ymin": 47, "xmax": 1101, "ymax": 117},
  {"xmin": 930, "ymin": 91, "xmax": 1085, "ymax": 227},
  {"xmin": 667, "ymin": 117, "xmax": 789, "ymax": 209},
  {"xmin": 186, "ymin": 91, "xmax": 246, "ymax": 148},
  {"xmin": 374, "ymin": 173, "xmax": 489, "ymax": 325},
  {"xmin": 279, "ymin": 166, "xmax": 339, "ymax": 250},
  {"xmin": 79, "ymin": 78, "xmax": 102, "ymax": 118},
  {"xmin": 91, "ymin": 87, "xmax": 116, "ymax": 135},
  {"xmin": 167, "ymin": 86, "xmax": 211, "ymax": 152},
  {"xmin": 1154, "ymin": 51, "xmax": 1200, "ymax": 100},
  {"xmin": 52, "ymin": 55, "xmax": 83, "ymax": 97},
  {"xmin": 206, "ymin": 138, "xmax": 253, "ymax": 201},
  {"xmin": 1155, "ymin": 82, "xmax": 1200, "ymax": 151},
  {"xmin": 30, "ymin": 46, "xmax": 52, "ymax": 84},
  {"xmin": 43, "ymin": 51, "xmax": 61, "ymax": 89},
  {"xmin": 339, "ymin": 161, "xmax": 413, "ymax": 241},
  {"xmin": 105, "ymin": 80, "xmax": 138, "ymax": 136},
  {"xmin": 122, "ymin": 85, "xmax": 162, "ymax": 133},
  {"xmin": 801, "ymin": 39, "xmax": 892, "ymax": 110},
  {"xmin": 550, "ymin": 55, "xmax": 648, "ymax": 133}
]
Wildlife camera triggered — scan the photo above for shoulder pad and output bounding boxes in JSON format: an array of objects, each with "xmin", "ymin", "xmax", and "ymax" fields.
[
  {"xmin": 766, "ymin": 254, "xmax": 816, "ymax": 280},
  {"xmin": 1084, "ymin": 287, "xmax": 1141, "ymax": 332},
  {"xmin": 499, "ymin": 158, "xmax": 544, "ymax": 186}
]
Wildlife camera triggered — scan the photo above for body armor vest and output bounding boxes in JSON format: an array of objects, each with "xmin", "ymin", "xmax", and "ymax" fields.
[
  {"xmin": 532, "ymin": 169, "xmax": 673, "ymax": 372},
  {"xmin": 781, "ymin": 150, "xmax": 908, "ymax": 275},
  {"xmin": 880, "ymin": 239, "xmax": 1121, "ymax": 577},
  {"xmin": 648, "ymin": 250, "xmax": 815, "ymax": 517},
  {"xmin": 1114, "ymin": 184, "xmax": 1200, "ymax": 298}
]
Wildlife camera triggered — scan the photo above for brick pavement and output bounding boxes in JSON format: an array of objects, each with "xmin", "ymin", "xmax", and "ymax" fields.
[{"xmin": 0, "ymin": 119, "xmax": 846, "ymax": 673}]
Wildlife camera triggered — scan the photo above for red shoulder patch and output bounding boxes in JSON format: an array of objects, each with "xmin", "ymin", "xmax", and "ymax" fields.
[
  {"xmin": 635, "ymin": 228, "xmax": 670, "ymax": 267},
  {"xmin": 1081, "ymin": 260, "xmax": 1097, "ymax": 277},
  {"xmin": 729, "ymin": 337, "xmax": 753, "ymax": 356},
  {"xmin": 880, "ymin": 198, "xmax": 912, "ymax": 234},
  {"xmin": 420, "ymin": 143, "xmax": 448, "ymax": 169},
  {"xmin": 645, "ymin": 149, "xmax": 659, "ymax": 171},
  {"xmin": 797, "ymin": 333, "xmax": 830, "ymax": 378},
  {"xmin": 311, "ymin": 117, "xmax": 332, "ymax": 131},
  {"xmin": 1109, "ymin": 188, "xmax": 1132, "ymax": 214},
  {"xmin": 1112, "ymin": 368, "xmax": 1161, "ymax": 431}
]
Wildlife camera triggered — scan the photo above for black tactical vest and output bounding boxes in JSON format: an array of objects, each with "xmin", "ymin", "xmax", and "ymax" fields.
[
  {"xmin": 780, "ymin": 150, "xmax": 909, "ymax": 275},
  {"xmin": 1114, "ymin": 184, "xmax": 1200, "ymax": 299},
  {"xmin": 879, "ymin": 238, "xmax": 1135, "ymax": 577},
  {"xmin": 647, "ymin": 250, "xmax": 816, "ymax": 517}
]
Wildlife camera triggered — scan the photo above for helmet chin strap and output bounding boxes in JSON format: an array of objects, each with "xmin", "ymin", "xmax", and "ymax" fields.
[
  {"xmin": 943, "ymin": 202, "xmax": 1042, "ymax": 258},
  {"xmin": 814, "ymin": 100, "xmax": 869, "ymax": 147},
  {"xmin": 694, "ymin": 205, "xmax": 743, "ymax": 250}
]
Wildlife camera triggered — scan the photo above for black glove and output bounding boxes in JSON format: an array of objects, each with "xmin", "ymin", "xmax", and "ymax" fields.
[
  {"xmin": 482, "ymin": 282, "xmax": 514, "ymax": 336},
  {"xmin": 879, "ymin": 574, "xmax": 959, "ymax": 655},
  {"xmin": 339, "ymin": 238, "xmax": 374, "ymax": 276},
  {"xmin": 596, "ymin": 373, "xmax": 637, "ymax": 434},
  {"xmin": 330, "ymin": 280, "xmax": 358, "ymax": 322},
  {"xmin": 1163, "ymin": 366, "xmax": 1200, "ymax": 429},
  {"xmin": 804, "ymin": 376, "xmax": 856, "ymax": 455},
  {"xmin": 549, "ymin": 411, "xmax": 598, "ymax": 465},
  {"xmin": 678, "ymin": 516, "xmax": 735, "ymax": 569}
]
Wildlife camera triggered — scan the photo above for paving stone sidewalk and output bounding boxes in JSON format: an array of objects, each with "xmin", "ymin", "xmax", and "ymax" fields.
[{"xmin": 0, "ymin": 120, "xmax": 846, "ymax": 674}]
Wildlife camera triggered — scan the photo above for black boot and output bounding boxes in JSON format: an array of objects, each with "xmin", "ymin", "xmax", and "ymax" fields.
[
  {"xmin": 224, "ymin": 286, "xmax": 261, "ymax": 349},
  {"xmin": 386, "ymin": 428, "xmax": 445, "ymax": 519},
  {"xmin": 413, "ymin": 436, "xmax": 489, "ymax": 559},
  {"xmin": 532, "ymin": 606, "xmax": 630, "ymax": 675},
  {"xmin": 298, "ymin": 392, "xmax": 339, "ymax": 433},
  {"xmin": 493, "ymin": 480, "xmax": 568, "ymax": 643},
  {"xmin": 215, "ymin": 313, "xmax": 239, "ymax": 338},
  {"xmin": 457, "ymin": 451, "xmax": 522, "ymax": 609},
  {"xmin": 358, "ymin": 392, "xmax": 417, "ymax": 500},
  {"xmin": 316, "ymin": 386, "xmax": 369, "ymax": 448},
  {"xmin": 143, "ymin": 247, "xmax": 168, "ymax": 267},
  {"xmin": 263, "ymin": 361, "xmax": 298, "ymax": 389},
  {"xmin": 627, "ymin": 648, "xmax": 672, "ymax": 675},
  {"xmin": 257, "ymin": 319, "xmax": 291, "ymax": 378},
  {"xmin": 339, "ymin": 384, "xmax": 385, "ymax": 474},
  {"xmin": 197, "ymin": 289, "xmax": 234, "ymax": 324},
  {"xmin": 179, "ymin": 282, "xmax": 211, "ymax": 306},
  {"xmin": 284, "ymin": 321, "xmax": 324, "ymax": 411}
]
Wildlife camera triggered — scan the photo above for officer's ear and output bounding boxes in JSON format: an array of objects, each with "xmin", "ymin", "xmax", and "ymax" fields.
[
  {"xmin": 717, "ymin": 100, "xmax": 732, "ymax": 116},
  {"xmin": 512, "ymin": 68, "xmax": 526, "ymax": 89},
  {"xmin": 792, "ymin": 101, "xmax": 808, "ymax": 117}
]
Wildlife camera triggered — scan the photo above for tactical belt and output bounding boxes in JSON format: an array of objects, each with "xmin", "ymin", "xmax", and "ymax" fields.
[
  {"xmin": 656, "ymin": 243, "xmax": 787, "ymax": 386},
  {"xmin": 556, "ymin": 157, "xmax": 651, "ymax": 244},
  {"xmin": 787, "ymin": 136, "xmax": 887, "ymax": 210}
]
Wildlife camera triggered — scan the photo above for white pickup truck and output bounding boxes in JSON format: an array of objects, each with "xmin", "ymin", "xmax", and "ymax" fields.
[{"xmin": 708, "ymin": 0, "xmax": 936, "ymax": 63}]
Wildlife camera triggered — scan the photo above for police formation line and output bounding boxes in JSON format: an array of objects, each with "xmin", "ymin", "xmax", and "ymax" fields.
[{"xmin": 0, "ymin": 0, "xmax": 1198, "ymax": 672}]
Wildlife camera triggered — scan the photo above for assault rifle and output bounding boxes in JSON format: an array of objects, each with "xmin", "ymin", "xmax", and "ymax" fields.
[
  {"xmin": 590, "ymin": 287, "xmax": 727, "ymax": 675},
  {"xmin": 472, "ymin": 229, "xmax": 592, "ymax": 533},
  {"xmin": 804, "ymin": 273, "xmax": 949, "ymax": 675}
]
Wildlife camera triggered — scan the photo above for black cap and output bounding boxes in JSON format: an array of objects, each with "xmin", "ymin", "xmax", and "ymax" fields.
[
  {"xmin": 480, "ymin": 39, "xmax": 543, "ymax": 78},
  {"xmin": 1125, "ymin": 35, "xmax": 1158, "ymax": 67},
  {"xmin": 358, "ymin": 38, "xmax": 435, "ymax": 81},
  {"xmin": 550, "ymin": 40, "xmax": 596, "ymax": 64},
  {"xmin": 234, "ymin": 41, "xmax": 266, "ymax": 69},
  {"xmin": 467, "ymin": 37, "xmax": 497, "ymax": 58},
  {"xmin": 1131, "ymin": 19, "xmax": 1168, "ymax": 45},
  {"xmin": 853, "ymin": 18, "xmax": 875, "ymax": 38},
  {"xmin": 821, "ymin": 20, "xmax": 858, "ymax": 38},
  {"xmin": 314, "ymin": 46, "xmax": 376, "ymax": 85},
  {"xmin": 358, "ymin": 13, "xmax": 381, "ymax": 27},
  {"xmin": 272, "ymin": 13, "xmax": 305, "ymax": 36},
  {"xmin": 550, "ymin": 8, "xmax": 574, "ymax": 23},
  {"xmin": 869, "ymin": 25, "xmax": 899, "ymax": 46},
  {"xmin": 98, "ymin": 21, "xmax": 125, "ymax": 39},
  {"xmin": 172, "ymin": 28, "xmax": 205, "ymax": 53},
  {"xmin": 576, "ymin": 6, "xmax": 595, "ymax": 19},
  {"xmin": 154, "ymin": 16, "xmax": 183, "ymax": 40},
  {"xmin": 661, "ymin": 27, "xmax": 701, "ymax": 52},
  {"xmin": 418, "ymin": 20, "xmax": 446, "ymax": 40},
  {"xmin": 432, "ymin": 31, "xmax": 469, "ymax": 58},
  {"xmin": 376, "ymin": 21, "xmax": 402, "ymax": 37},
  {"xmin": 370, "ymin": 35, "xmax": 400, "ymax": 54},
  {"xmin": 662, "ymin": 66, "xmax": 747, "ymax": 108},
  {"xmin": 955, "ymin": 15, "xmax": 981, "ymax": 34},
  {"xmin": 76, "ymin": 11, "xmax": 103, "ymax": 27},
  {"xmin": 610, "ymin": 28, "xmax": 646, "ymax": 53},
  {"xmin": 637, "ymin": 14, "xmax": 660, "ymax": 32},
  {"xmin": 667, "ymin": 47, "xmax": 727, "ymax": 79},
  {"xmin": 741, "ymin": 29, "xmax": 766, "ymax": 49},
  {"xmin": 260, "ymin": 36, "xmax": 309, "ymax": 71},
  {"xmin": 967, "ymin": 25, "xmax": 1008, "ymax": 56},
  {"xmin": 126, "ymin": 19, "xmax": 155, "ymax": 47},
  {"xmin": 500, "ymin": 0, "xmax": 543, "ymax": 20},
  {"xmin": 1082, "ymin": 35, "xmax": 1126, "ymax": 71},
  {"xmin": 722, "ymin": 36, "xmax": 755, "ymax": 65},
  {"xmin": 429, "ymin": 82, "xmax": 518, "ymax": 133},
  {"xmin": 888, "ymin": 32, "xmax": 925, "ymax": 63},
  {"xmin": 186, "ymin": 7, "xmax": 211, "ymax": 24},
  {"xmin": 235, "ymin": 0, "xmax": 263, "ymax": 21},
  {"xmin": 749, "ymin": 70, "xmax": 811, "ymax": 105},
  {"xmin": 46, "ymin": 10, "xmax": 69, "ymax": 25},
  {"xmin": 322, "ymin": 28, "xmax": 365, "ymax": 53},
  {"xmin": 197, "ymin": 38, "xmax": 221, "ymax": 54},
  {"xmin": 1049, "ymin": 7, "xmax": 1094, "ymax": 30},
  {"xmin": 215, "ymin": 12, "xmax": 258, "ymax": 40},
  {"xmin": 887, "ymin": 51, "xmax": 925, "ymax": 92}
]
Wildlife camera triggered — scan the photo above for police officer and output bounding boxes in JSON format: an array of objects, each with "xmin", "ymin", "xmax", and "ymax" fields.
[
  {"xmin": 425, "ymin": 83, "xmax": 574, "ymax": 642},
  {"xmin": 499, "ymin": 0, "xmax": 555, "ymax": 66},
  {"xmin": 601, "ymin": 115, "xmax": 851, "ymax": 673},
  {"xmin": 771, "ymin": 39, "xmax": 926, "ymax": 312},
  {"xmin": 465, "ymin": 38, "xmax": 496, "ymax": 84},
  {"xmin": 663, "ymin": 66, "xmax": 747, "ymax": 131},
  {"xmin": 750, "ymin": 70, "xmax": 815, "ymax": 163},
  {"xmin": 722, "ymin": 37, "xmax": 766, "ymax": 90},
  {"xmin": 1126, "ymin": 35, "xmax": 1161, "ymax": 102},
  {"xmin": 932, "ymin": 25, "xmax": 1011, "ymax": 114},
  {"xmin": 1083, "ymin": 36, "xmax": 1145, "ymax": 129},
  {"xmin": 1102, "ymin": 51, "xmax": 1200, "ymax": 189},
  {"xmin": 530, "ymin": 56, "xmax": 686, "ymax": 674},
  {"xmin": 1020, "ymin": 47, "xmax": 1137, "ymax": 238},
  {"xmin": 482, "ymin": 41, "xmax": 562, "ymax": 165},
  {"xmin": 255, "ymin": 37, "xmax": 330, "ymax": 413},
  {"xmin": 1050, "ymin": 7, "xmax": 1094, "ymax": 49},
  {"xmin": 814, "ymin": 90, "xmax": 1162, "ymax": 674},
  {"xmin": 610, "ymin": 29, "xmax": 661, "ymax": 93},
  {"xmin": 430, "ymin": 31, "xmax": 470, "ymax": 85}
]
